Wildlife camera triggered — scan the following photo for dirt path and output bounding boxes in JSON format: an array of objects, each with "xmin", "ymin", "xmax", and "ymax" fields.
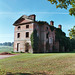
[{"xmin": 0, "ymin": 55, "xmax": 18, "ymax": 59}]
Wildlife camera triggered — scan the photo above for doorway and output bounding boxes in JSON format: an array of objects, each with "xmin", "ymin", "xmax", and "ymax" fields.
[
  {"xmin": 17, "ymin": 43, "xmax": 20, "ymax": 52},
  {"xmin": 25, "ymin": 43, "xmax": 30, "ymax": 53}
]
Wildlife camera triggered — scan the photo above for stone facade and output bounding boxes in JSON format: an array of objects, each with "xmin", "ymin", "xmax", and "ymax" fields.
[{"xmin": 13, "ymin": 14, "xmax": 62, "ymax": 53}]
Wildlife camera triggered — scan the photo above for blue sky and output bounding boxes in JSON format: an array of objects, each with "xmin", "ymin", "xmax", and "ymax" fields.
[{"xmin": 0, "ymin": 0, "xmax": 75, "ymax": 43}]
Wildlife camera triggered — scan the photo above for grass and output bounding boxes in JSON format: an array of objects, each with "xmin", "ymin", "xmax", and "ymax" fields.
[
  {"xmin": 0, "ymin": 53, "xmax": 75, "ymax": 75},
  {"xmin": 0, "ymin": 46, "xmax": 13, "ymax": 53}
]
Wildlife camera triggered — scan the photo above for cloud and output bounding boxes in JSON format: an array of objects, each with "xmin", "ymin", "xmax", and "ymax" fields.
[
  {"xmin": 35, "ymin": 12, "xmax": 68, "ymax": 14},
  {"xmin": 0, "ymin": 11, "xmax": 69, "ymax": 15}
]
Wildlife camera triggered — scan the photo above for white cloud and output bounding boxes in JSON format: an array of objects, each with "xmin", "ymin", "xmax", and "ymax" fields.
[{"xmin": 0, "ymin": 11, "xmax": 68, "ymax": 15}]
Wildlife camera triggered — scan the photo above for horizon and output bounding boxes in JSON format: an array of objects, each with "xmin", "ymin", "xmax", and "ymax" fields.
[{"xmin": 0, "ymin": 0, "xmax": 75, "ymax": 43}]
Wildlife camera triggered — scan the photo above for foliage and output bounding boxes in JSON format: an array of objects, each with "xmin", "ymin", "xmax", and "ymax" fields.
[
  {"xmin": 55, "ymin": 28, "xmax": 71, "ymax": 51},
  {"xmin": 46, "ymin": 40, "xmax": 50, "ymax": 52},
  {"xmin": 49, "ymin": 25, "xmax": 55, "ymax": 31},
  {"xmin": 68, "ymin": 26, "xmax": 75, "ymax": 39},
  {"xmin": 37, "ymin": 21, "xmax": 55, "ymax": 31},
  {"xmin": 48, "ymin": 0, "xmax": 75, "ymax": 16},
  {"xmin": 30, "ymin": 29, "xmax": 39, "ymax": 53},
  {"xmin": 55, "ymin": 28, "xmax": 66, "ymax": 40},
  {"xmin": 0, "ymin": 42, "xmax": 14, "ymax": 46},
  {"xmin": 37, "ymin": 21, "xmax": 49, "ymax": 25},
  {"xmin": 70, "ymin": 39, "xmax": 75, "ymax": 50}
]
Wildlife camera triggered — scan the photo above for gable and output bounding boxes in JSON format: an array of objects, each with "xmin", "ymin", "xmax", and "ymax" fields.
[{"xmin": 13, "ymin": 15, "xmax": 34, "ymax": 26}]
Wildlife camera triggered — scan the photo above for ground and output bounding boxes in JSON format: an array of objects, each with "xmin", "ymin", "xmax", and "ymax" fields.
[
  {"xmin": 0, "ymin": 46, "xmax": 75, "ymax": 75},
  {"xmin": 0, "ymin": 53, "xmax": 75, "ymax": 75}
]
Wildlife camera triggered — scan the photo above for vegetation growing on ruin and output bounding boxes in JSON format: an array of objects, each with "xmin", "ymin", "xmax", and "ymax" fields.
[
  {"xmin": 49, "ymin": 25, "xmax": 55, "ymax": 31},
  {"xmin": 37, "ymin": 21, "xmax": 55, "ymax": 31},
  {"xmin": 55, "ymin": 28, "xmax": 71, "ymax": 51},
  {"xmin": 34, "ymin": 21, "xmax": 74, "ymax": 52},
  {"xmin": 37, "ymin": 21, "xmax": 49, "ymax": 25},
  {"xmin": 30, "ymin": 29, "xmax": 39, "ymax": 53},
  {"xmin": 48, "ymin": 0, "xmax": 75, "ymax": 16}
]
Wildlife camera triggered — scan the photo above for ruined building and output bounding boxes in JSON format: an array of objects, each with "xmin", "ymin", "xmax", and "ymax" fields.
[{"xmin": 13, "ymin": 14, "xmax": 67, "ymax": 53}]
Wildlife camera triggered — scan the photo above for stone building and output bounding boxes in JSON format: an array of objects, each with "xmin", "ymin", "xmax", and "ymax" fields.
[{"xmin": 13, "ymin": 14, "xmax": 64, "ymax": 53}]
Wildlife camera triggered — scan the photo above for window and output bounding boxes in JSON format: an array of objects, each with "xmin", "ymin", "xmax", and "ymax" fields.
[
  {"xmin": 46, "ymin": 33, "xmax": 48, "ymax": 39},
  {"xmin": 49, "ymin": 37, "xmax": 53, "ymax": 44},
  {"xmin": 46, "ymin": 27, "xmax": 48, "ymax": 30},
  {"xmin": 17, "ymin": 26, "xmax": 21, "ymax": 30},
  {"xmin": 26, "ymin": 25, "xmax": 29, "ymax": 28},
  {"xmin": 26, "ymin": 32, "xmax": 29, "ymax": 38},
  {"xmin": 17, "ymin": 33, "xmax": 20, "ymax": 38}
]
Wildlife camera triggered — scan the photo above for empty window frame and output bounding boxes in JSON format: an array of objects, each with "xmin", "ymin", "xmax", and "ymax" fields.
[
  {"xmin": 17, "ymin": 26, "xmax": 21, "ymax": 30},
  {"xmin": 26, "ymin": 25, "xmax": 29, "ymax": 28},
  {"xmin": 17, "ymin": 33, "xmax": 20, "ymax": 38},
  {"xmin": 26, "ymin": 32, "xmax": 29, "ymax": 38},
  {"xmin": 46, "ymin": 27, "xmax": 48, "ymax": 30},
  {"xmin": 46, "ymin": 33, "xmax": 48, "ymax": 39}
]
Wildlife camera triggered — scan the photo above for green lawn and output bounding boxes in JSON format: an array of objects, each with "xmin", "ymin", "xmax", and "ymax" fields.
[
  {"xmin": 0, "ymin": 53, "xmax": 75, "ymax": 75},
  {"xmin": 0, "ymin": 46, "xmax": 13, "ymax": 53}
]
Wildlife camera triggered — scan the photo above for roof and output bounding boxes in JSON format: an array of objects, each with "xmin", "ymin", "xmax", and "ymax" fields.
[{"xmin": 13, "ymin": 15, "xmax": 35, "ymax": 26}]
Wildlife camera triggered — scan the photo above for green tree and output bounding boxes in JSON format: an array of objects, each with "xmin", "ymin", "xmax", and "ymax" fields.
[
  {"xmin": 30, "ymin": 29, "xmax": 39, "ymax": 53},
  {"xmin": 68, "ymin": 26, "xmax": 75, "ymax": 39},
  {"xmin": 48, "ymin": 0, "xmax": 75, "ymax": 16}
]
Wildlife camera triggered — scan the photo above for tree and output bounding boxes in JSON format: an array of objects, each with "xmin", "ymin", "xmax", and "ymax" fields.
[
  {"xmin": 68, "ymin": 26, "xmax": 75, "ymax": 39},
  {"xmin": 30, "ymin": 29, "xmax": 39, "ymax": 53},
  {"xmin": 48, "ymin": 0, "xmax": 75, "ymax": 16}
]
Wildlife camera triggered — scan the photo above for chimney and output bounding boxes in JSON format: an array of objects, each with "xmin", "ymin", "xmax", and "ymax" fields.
[
  {"xmin": 58, "ymin": 24, "xmax": 62, "ymax": 29},
  {"xmin": 29, "ymin": 14, "xmax": 36, "ymax": 21},
  {"xmin": 50, "ymin": 21, "xmax": 54, "ymax": 26}
]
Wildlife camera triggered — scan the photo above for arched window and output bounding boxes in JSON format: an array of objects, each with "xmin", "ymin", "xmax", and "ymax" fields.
[{"xmin": 17, "ymin": 26, "xmax": 21, "ymax": 30}]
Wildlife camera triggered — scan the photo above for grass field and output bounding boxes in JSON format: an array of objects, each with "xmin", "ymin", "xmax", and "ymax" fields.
[
  {"xmin": 0, "ymin": 46, "xmax": 13, "ymax": 53},
  {"xmin": 0, "ymin": 53, "xmax": 75, "ymax": 75}
]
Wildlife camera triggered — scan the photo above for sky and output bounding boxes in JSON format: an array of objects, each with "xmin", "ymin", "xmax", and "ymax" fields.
[{"xmin": 0, "ymin": 0, "xmax": 75, "ymax": 43}]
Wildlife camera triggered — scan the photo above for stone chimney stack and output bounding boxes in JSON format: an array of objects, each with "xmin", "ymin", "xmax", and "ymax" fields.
[
  {"xmin": 58, "ymin": 24, "xmax": 62, "ymax": 30},
  {"xmin": 50, "ymin": 21, "xmax": 54, "ymax": 26},
  {"xmin": 29, "ymin": 14, "xmax": 36, "ymax": 21}
]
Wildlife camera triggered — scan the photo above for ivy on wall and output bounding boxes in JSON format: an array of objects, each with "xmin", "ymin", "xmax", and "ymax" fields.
[
  {"xmin": 55, "ymin": 28, "xmax": 71, "ymax": 51},
  {"xmin": 37, "ymin": 21, "xmax": 56, "ymax": 32},
  {"xmin": 49, "ymin": 25, "xmax": 55, "ymax": 31},
  {"xmin": 30, "ymin": 29, "xmax": 39, "ymax": 53},
  {"xmin": 37, "ymin": 21, "xmax": 49, "ymax": 25},
  {"xmin": 31, "ymin": 21, "xmax": 71, "ymax": 52}
]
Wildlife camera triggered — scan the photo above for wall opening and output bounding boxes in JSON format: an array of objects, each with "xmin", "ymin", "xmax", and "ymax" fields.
[
  {"xmin": 26, "ymin": 32, "xmax": 29, "ymax": 38},
  {"xmin": 26, "ymin": 25, "xmax": 29, "ymax": 28},
  {"xmin": 17, "ymin": 43, "xmax": 20, "ymax": 52},
  {"xmin": 17, "ymin": 26, "xmax": 21, "ymax": 30},
  {"xmin": 17, "ymin": 33, "xmax": 20, "ymax": 38}
]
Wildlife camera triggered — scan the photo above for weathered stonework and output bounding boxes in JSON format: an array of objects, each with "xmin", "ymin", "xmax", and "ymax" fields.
[{"xmin": 13, "ymin": 14, "xmax": 63, "ymax": 53}]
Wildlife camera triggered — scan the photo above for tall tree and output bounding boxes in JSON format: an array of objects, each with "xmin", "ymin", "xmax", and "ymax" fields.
[
  {"xmin": 48, "ymin": 0, "xmax": 75, "ymax": 16},
  {"xmin": 30, "ymin": 29, "xmax": 39, "ymax": 53}
]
